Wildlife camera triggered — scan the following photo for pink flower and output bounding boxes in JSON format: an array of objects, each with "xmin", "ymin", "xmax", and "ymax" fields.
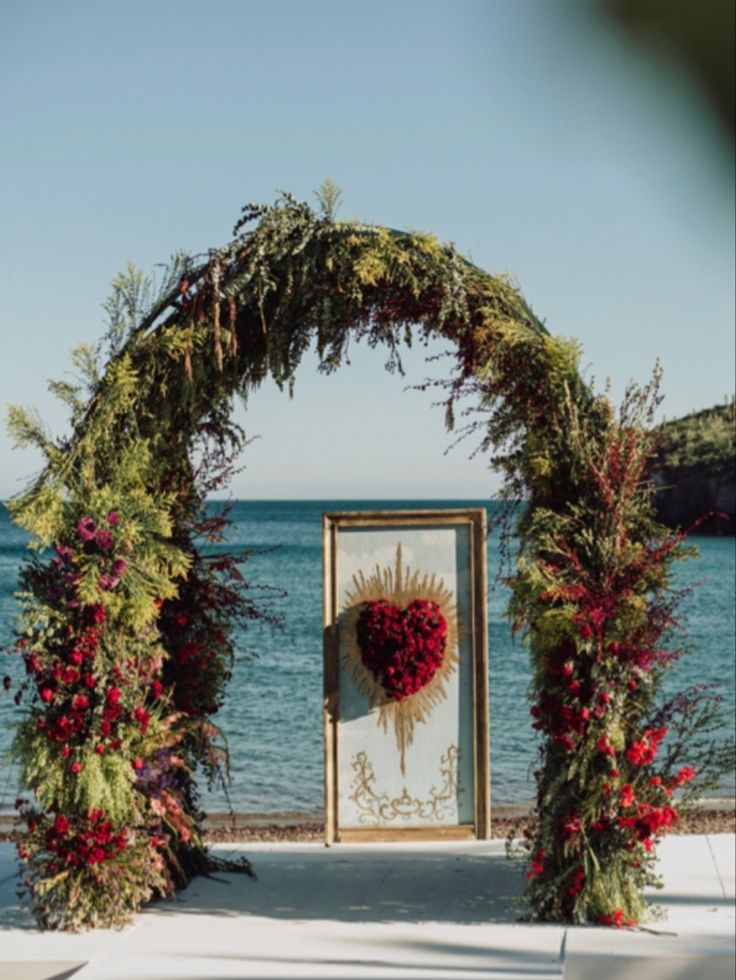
[
  {"xmin": 111, "ymin": 558, "xmax": 127, "ymax": 577},
  {"xmin": 107, "ymin": 511, "xmax": 121, "ymax": 526},
  {"xmin": 77, "ymin": 517, "xmax": 97, "ymax": 541},
  {"xmin": 95, "ymin": 529, "xmax": 114, "ymax": 552}
]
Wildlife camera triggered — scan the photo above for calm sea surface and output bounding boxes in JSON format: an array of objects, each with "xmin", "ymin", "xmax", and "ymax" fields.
[{"xmin": 1, "ymin": 500, "xmax": 734, "ymax": 815}]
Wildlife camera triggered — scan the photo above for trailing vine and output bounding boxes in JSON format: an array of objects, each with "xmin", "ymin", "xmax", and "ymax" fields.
[{"xmin": 6, "ymin": 188, "xmax": 731, "ymax": 930}]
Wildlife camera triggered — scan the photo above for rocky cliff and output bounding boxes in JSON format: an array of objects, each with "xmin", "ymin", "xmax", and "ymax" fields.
[{"xmin": 652, "ymin": 402, "xmax": 735, "ymax": 534}]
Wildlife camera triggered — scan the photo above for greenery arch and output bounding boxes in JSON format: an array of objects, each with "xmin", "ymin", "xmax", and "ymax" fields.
[{"xmin": 7, "ymin": 188, "xmax": 716, "ymax": 931}]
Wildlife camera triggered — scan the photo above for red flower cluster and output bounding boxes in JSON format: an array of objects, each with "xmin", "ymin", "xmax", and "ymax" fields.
[
  {"xmin": 44, "ymin": 808, "xmax": 128, "ymax": 868},
  {"xmin": 600, "ymin": 908, "xmax": 635, "ymax": 928},
  {"xmin": 625, "ymin": 727, "xmax": 667, "ymax": 766},
  {"xmin": 568, "ymin": 867, "xmax": 586, "ymax": 897},
  {"xmin": 618, "ymin": 801, "xmax": 679, "ymax": 849},
  {"xmin": 24, "ymin": 625, "xmax": 101, "ymax": 708},
  {"xmin": 356, "ymin": 598, "xmax": 447, "ymax": 701},
  {"xmin": 526, "ymin": 848, "xmax": 546, "ymax": 879}
]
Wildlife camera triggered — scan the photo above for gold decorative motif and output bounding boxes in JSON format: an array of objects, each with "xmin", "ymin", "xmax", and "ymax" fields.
[
  {"xmin": 343, "ymin": 543, "xmax": 460, "ymax": 774},
  {"xmin": 348, "ymin": 745, "xmax": 462, "ymax": 824}
]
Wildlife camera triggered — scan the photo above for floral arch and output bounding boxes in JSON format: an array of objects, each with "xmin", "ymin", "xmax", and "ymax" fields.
[{"xmin": 7, "ymin": 189, "xmax": 710, "ymax": 930}]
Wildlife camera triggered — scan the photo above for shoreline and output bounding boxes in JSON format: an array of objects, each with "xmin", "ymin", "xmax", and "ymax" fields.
[{"xmin": 2, "ymin": 801, "xmax": 733, "ymax": 843}]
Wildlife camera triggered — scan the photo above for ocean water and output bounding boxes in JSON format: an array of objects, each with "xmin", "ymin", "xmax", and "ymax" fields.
[{"xmin": 1, "ymin": 500, "xmax": 734, "ymax": 815}]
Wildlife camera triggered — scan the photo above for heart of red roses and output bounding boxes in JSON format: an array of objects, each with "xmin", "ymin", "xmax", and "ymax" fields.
[{"xmin": 355, "ymin": 598, "xmax": 448, "ymax": 701}]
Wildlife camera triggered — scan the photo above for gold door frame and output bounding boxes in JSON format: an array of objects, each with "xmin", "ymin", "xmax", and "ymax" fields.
[{"xmin": 323, "ymin": 509, "xmax": 490, "ymax": 844}]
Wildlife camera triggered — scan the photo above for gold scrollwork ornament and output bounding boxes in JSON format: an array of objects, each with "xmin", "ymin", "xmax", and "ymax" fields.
[{"xmin": 348, "ymin": 745, "xmax": 462, "ymax": 824}]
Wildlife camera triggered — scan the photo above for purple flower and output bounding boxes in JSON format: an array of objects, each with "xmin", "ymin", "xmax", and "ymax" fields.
[
  {"xmin": 95, "ymin": 529, "xmax": 114, "ymax": 552},
  {"xmin": 77, "ymin": 517, "xmax": 97, "ymax": 542}
]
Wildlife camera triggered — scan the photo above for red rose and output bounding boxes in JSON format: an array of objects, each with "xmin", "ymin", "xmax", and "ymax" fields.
[
  {"xmin": 132, "ymin": 758, "xmax": 144, "ymax": 771},
  {"xmin": 70, "ymin": 761, "xmax": 83, "ymax": 774},
  {"xmin": 88, "ymin": 604, "xmax": 107, "ymax": 625},
  {"xmin": 87, "ymin": 847, "xmax": 107, "ymax": 865},
  {"xmin": 561, "ymin": 813, "xmax": 582, "ymax": 838},
  {"xmin": 107, "ymin": 510, "xmax": 121, "ymax": 526},
  {"xmin": 620, "ymin": 784, "xmax": 636, "ymax": 808},
  {"xmin": 40, "ymin": 687, "xmax": 54, "ymax": 703},
  {"xmin": 133, "ymin": 706, "xmax": 151, "ymax": 734},
  {"xmin": 53, "ymin": 813, "xmax": 70, "ymax": 835}
]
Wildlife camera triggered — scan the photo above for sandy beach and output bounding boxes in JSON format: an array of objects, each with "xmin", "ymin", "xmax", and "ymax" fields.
[
  {"xmin": 2, "ymin": 803, "xmax": 733, "ymax": 847},
  {"xmin": 199, "ymin": 804, "xmax": 736, "ymax": 843}
]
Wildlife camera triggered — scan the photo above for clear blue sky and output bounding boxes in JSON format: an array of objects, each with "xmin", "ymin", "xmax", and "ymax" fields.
[{"xmin": 1, "ymin": 0, "xmax": 733, "ymax": 499}]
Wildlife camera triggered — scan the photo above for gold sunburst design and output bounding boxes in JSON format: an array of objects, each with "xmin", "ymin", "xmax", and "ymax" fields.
[{"xmin": 342, "ymin": 543, "xmax": 460, "ymax": 774}]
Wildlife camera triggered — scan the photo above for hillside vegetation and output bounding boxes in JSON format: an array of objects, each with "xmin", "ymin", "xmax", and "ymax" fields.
[
  {"xmin": 653, "ymin": 400, "xmax": 735, "ymax": 533},
  {"xmin": 656, "ymin": 400, "xmax": 735, "ymax": 472}
]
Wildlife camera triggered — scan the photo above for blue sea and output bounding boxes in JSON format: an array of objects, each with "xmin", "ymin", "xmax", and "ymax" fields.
[{"xmin": 1, "ymin": 500, "xmax": 734, "ymax": 816}]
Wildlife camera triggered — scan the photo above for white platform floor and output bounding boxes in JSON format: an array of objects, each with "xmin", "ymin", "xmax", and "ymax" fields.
[{"xmin": 0, "ymin": 834, "xmax": 733, "ymax": 980}]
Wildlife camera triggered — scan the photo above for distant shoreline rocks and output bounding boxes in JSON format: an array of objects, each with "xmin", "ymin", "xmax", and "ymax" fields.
[{"xmin": 652, "ymin": 402, "xmax": 735, "ymax": 535}]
